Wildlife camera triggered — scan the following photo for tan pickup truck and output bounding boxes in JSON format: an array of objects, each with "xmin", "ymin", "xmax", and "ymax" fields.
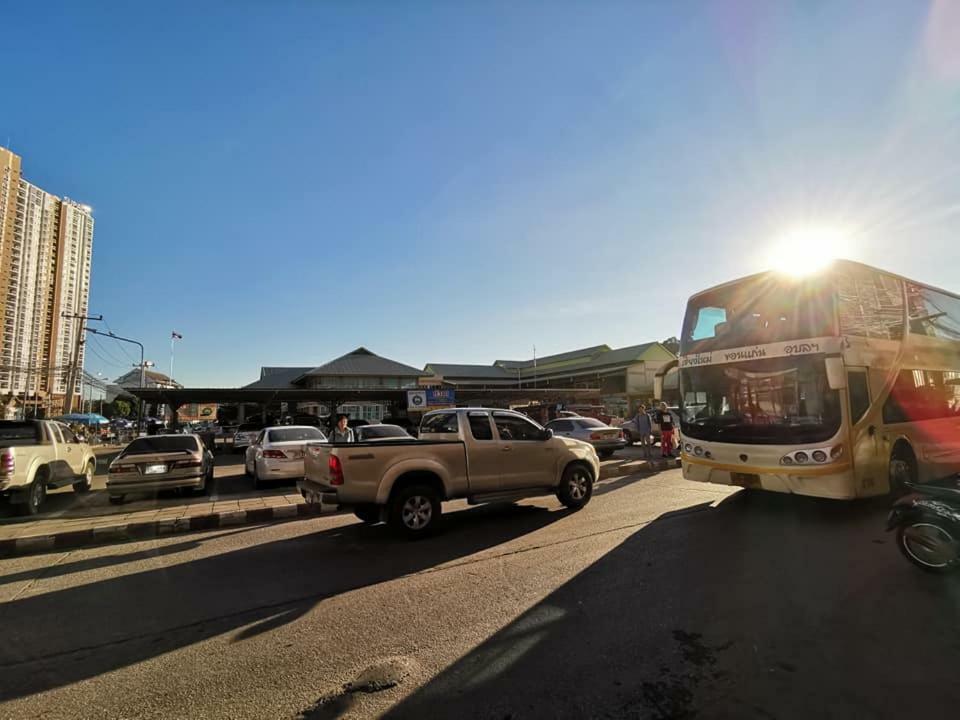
[
  {"xmin": 0, "ymin": 420, "xmax": 97, "ymax": 515},
  {"xmin": 300, "ymin": 407, "xmax": 599, "ymax": 537}
]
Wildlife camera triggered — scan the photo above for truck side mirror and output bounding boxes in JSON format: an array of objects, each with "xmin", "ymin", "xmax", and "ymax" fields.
[{"xmin": 825, "ymin": 357, "xmax": 847, "ymax": 390}]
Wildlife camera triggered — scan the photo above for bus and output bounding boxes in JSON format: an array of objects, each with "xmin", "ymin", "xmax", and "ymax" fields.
[{"xmin": 676, "ymin": 259, "xmax": 960, "ymax": 499}]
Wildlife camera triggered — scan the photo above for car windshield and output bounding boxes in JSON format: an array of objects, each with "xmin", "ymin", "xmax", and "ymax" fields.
[
  {"xmin": 358, "ymin": 425, "xmax": 410, "ymax": 440},
  {"xmin": 122, "ymin": 436, "xmax": 198, "ymax": 455},
  {"xmin": 0, "ymin": 422, "xmax": 41, "ymax": 445},
  {"xmin": 681, "ymin": 356, "xmax": 841, "ymax": 444},
  {"xmin": 681, "ymin": 274, "xmax": 836, "ymax": 354},
  {"xmin": 267, "ymin": 427, "xmax": 325, "ymax": 443}
]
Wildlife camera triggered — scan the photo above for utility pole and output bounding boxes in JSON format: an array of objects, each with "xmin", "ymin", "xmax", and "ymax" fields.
[{"xmin": 61, "ymin": 313, "xmax": 102, "ymax": 414}]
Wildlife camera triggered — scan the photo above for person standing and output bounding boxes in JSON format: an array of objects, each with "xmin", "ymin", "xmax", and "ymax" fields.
[
  {"xmin": 656, "ymin": 402, "xmax": 676, "ymax": 458},
  {"xmin": 634, "ymin": 404, "xmax": 654, "ymax": 460},
  {"xmin": 329, "ymin": 413, "xmax": 355, "ymax": 443}
]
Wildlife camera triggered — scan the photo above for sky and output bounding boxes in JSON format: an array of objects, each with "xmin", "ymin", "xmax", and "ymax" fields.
[{"xmin": 4, "ymin": 1, "xmax": 959, "ymax": 387}]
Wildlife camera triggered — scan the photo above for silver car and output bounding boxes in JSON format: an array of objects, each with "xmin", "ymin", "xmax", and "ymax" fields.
[
  {"xmin": 232, "ymin": 422, "xmax": 263, "ymax": 453},
  {"xmin": 245, "ymin": 425, "xmax": 326, "ymax": 488},
  {"xmin": 544, "ymin": 417, "xmax": 626, "ymax": 459},
  {"xmin": 107, "ymin": 434, "xmax": 214, "ymax": 504},
  {"xmin": 355, "ymin": 424, "xmax": 412, "ymax": 442}
]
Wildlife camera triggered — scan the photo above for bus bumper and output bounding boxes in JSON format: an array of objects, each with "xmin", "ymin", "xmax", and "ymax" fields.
[{"xmin": 681, "ymin": 455, "xmax": 857, "ymax": 499}]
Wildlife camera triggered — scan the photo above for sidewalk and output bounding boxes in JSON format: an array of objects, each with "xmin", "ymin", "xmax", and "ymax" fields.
[{"xmin": 0, "ymin": 447, "xmax": 679, "ymax": 558}]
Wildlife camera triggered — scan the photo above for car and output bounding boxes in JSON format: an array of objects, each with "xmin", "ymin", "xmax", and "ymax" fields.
[
  {"xmin": 244, "ymin": 425, "xmax": 327, "ymax": 488},
  {"xmin": 620, "ymin": 407, "xmax": 681, "ymax": 444},
  {"xmin": 355, "ymin": 424, "xmax": 413, "ymax": 442},
  {"xmin": 301, "ymin": 407, "xmax": 598, "ymax": 537},
  {"xmin": 106, "ymin": 433, "xmax": 214, "ymax": 504},
  {"xmin": 232, "ymin": 422, "xmax": 264, "ymax": 452},
  {"xmin": 544, "ymin": 417, "xmax": 626, "ymax": 459},
  {"xmin": 0, "ymin": 420, "xmax": 98, "ymax": 515}
]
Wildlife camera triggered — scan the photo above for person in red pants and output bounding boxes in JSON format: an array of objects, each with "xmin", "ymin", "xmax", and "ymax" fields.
[{"xmin": 656, "ymin": 402, "xmax": 676, "ymax": 458}]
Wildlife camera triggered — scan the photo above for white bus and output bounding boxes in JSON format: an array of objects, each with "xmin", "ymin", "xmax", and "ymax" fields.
[{"xmin": 677, "ymin": 260, "xmax": 960, "ymax": 499}]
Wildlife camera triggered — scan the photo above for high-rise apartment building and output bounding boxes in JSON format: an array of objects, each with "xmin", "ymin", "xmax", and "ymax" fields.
[{"xmin": 0, "ymin": 147, "xmax": 94, "ymax": 416}]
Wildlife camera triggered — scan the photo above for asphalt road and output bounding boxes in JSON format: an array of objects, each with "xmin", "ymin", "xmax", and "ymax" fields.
[{"xmin": 0, "ymin": 468, "xmax": 958, "ymax": 720}]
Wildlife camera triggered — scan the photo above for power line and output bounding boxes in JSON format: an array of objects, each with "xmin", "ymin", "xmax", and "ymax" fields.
[
  {"xmin": 102, "ymin": 319, "xmax": 138, "ymax": 364},
  {"xmin": 85, "ymin": 339, "xmax": 128, "ymax": 370},
  {"xmin": 89, "ymin": 333, "xmax": 127, "ymax": 367}
]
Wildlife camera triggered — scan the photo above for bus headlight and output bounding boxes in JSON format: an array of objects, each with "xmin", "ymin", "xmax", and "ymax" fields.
[
  {"xmin": 780, "ymin": 446, "xmax": 844, "ymax": 465},
  {"xmin": 694, "ymin": 446, "xmax": 704, "ymax": 456},
  {"xmin": 684, "ymin": 443, "xmax": 693, "ymax": 453}
]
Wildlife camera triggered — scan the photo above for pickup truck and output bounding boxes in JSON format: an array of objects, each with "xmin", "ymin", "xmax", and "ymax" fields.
[
  {"xmin": 300, "ymin": 407, "xmax": 599, "ymax": 537},
  {"xmin": 0, "ymin": 420, "xmax": 98, "ymax": 515}
]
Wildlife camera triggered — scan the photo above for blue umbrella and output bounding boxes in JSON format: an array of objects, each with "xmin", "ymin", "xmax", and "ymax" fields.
[{"xmin": 57, "ymin": 413, "xmax": 110, "ymax": 425}]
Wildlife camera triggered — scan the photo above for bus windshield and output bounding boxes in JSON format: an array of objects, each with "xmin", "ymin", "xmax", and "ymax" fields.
[
  {"xmin": 681, "ymin": 274, "xmax": 836, "ymax": 354},
  {"xmin": 681, "ymin": 356, "xmax": 841, "ymax": 445}
]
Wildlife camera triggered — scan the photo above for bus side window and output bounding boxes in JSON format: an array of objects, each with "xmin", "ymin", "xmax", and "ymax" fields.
[{"xmin": 847, "ymin": 371, "xmax": 871, "ymax": 424}]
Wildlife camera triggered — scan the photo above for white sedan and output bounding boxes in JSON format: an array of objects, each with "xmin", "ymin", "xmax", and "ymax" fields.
[{"xmin": 245, "ymin": 425, "xmax": 326, "ymax": 488}]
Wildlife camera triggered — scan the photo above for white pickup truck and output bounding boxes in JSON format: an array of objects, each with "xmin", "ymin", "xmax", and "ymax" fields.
[
  {"xmin": 0, "ymin": 420, "xmax": 97, "ymax": 515},
  {"xmin": 300, "ymin": 407, "xmax": 600, "ymax": 537}
]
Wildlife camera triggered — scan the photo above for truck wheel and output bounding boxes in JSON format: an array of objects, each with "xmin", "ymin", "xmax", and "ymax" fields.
[
  {"xmin": 889, "ymin": 445, "xmax": 917, "ymax": 496},
  {"xmin": 389, "ymin": 484, "xmax": 441, "ymax": 538},
  {"xmin": 557, "ymin": 464, "xmax": 593, "ymax": 510},
  {"xmin": 17, "ymin": 471, "xmax": 48, "ymax": 516},
  {"xmin": 73, "ymin": 462, "xmax": 95, "ymax": 493},
  {"xmin": 354, "ymin": 505, "xmax": 381, "ymax": 524}
]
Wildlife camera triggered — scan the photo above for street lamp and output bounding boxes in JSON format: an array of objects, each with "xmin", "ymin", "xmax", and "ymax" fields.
[{"xmin": 86, "ymin": 327, "xmax": 145, "ymax": 431}]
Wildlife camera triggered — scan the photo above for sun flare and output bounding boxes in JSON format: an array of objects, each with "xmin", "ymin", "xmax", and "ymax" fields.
[{"xmin": 767, "ymin": 227, "xmax": 850, "ymax": 277}]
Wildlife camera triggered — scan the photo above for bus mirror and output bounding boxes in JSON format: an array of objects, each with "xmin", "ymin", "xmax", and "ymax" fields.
[{"xmin": 825, "ymin": 357, "xmax": 846, "ymax": 390}]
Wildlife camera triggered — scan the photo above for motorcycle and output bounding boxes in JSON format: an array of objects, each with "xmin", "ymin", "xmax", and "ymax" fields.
[{"xmin": 887, "ymin": 475, "xmax": 960, "ymax": 573}]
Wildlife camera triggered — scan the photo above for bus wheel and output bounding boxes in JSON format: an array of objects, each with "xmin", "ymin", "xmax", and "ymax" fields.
[{"xmin": 889, "ymin": 444, "xmax": 917, "ymax": 496}]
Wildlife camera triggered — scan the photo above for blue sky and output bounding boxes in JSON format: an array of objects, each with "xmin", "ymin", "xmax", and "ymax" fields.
[{"xmin": 5, "ymin": 1, "xmax": 959, "ymax": 386}]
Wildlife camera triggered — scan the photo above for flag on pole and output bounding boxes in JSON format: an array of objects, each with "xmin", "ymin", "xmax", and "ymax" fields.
[{"xmin": 171, "ymin": 331, "xmax": 183, "ymax": 340}]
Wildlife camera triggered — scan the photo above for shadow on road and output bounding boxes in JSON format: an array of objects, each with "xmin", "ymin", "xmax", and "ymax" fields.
[
  {"xmin": 0, "ymin": 503, "xmax": 571, "ymax": 701},
  {"xmin": 386, "ymin": 491, "xmax": 960, "ymax": 719}
]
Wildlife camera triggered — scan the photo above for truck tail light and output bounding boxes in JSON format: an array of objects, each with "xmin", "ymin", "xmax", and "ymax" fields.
[
  {"xmin": 1, "ymin": 450, "xmax": 14, "ymax": 476},
  {"xmin": 328, "ymin": 455, "xmax": 344, "ymax": 486}
]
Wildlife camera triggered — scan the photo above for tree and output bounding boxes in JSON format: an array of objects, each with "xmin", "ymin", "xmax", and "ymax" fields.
[{"xmin": 113, "ymin": 399, "xmax": 131, "ymax": 418}]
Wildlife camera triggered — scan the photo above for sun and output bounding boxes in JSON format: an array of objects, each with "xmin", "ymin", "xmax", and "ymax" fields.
[{"xmin": 767, "ymin": 227, "xmax": 849, "ymax": 277}]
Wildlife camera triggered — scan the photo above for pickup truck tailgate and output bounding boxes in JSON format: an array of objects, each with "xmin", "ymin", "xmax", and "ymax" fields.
[
  {"xmin": 304, "ymin": 443, "xmax": 334, "ymax": 485},
  {"xmin": 302, "ymin": 440, "xmax": 468, "ymax": 506}
]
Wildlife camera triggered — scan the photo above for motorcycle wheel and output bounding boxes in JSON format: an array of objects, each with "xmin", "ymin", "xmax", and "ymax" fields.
[{"xmin": 897, "ymin": 521, "xmax": 960, "ymax": 573}]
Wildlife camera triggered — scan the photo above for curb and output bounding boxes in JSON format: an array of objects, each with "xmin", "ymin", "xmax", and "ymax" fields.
[{"xmin": 0, "ymin": 503, "xmax": 326, "ymax": 559}]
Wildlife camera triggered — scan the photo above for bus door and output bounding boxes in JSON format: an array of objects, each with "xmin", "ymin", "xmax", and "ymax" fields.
[{"xmin": 846, "ymin": 368, "xmax": 880, "ymax": 494}]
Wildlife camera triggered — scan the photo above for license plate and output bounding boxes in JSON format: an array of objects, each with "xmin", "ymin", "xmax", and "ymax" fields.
[
  {"xmin": 731, "ymin": 472, "xmax": 760, "ymax": 488},
  {"xmin": 144, "ymin": 464, "xmax": 167, "ymax": 475}
]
